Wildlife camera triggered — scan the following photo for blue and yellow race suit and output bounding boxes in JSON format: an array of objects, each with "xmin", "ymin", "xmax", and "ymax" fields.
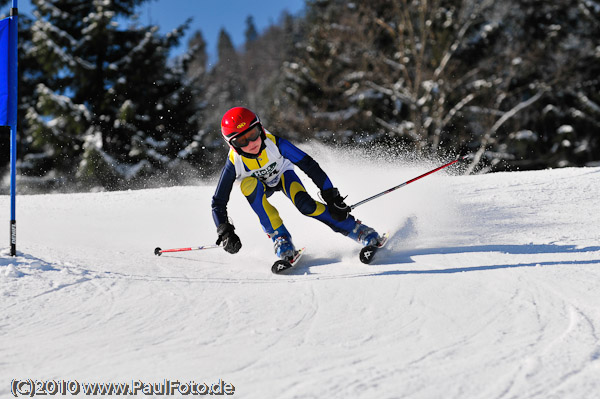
[{"xmin": 211, "ymin": 132, "xmax": 357, "ymax": 238}]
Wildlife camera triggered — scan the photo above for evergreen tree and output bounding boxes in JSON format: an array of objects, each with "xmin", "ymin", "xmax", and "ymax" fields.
[
  {"xmin": 179, "ymin": 29, "xmax": 225, "ymax": 177},
  {"xmin": 243, "ymin": 11, "xmax": 305, "ymax": 135},
  {"xmin": 25, "ymin": 0, "xmax": 199, "ymax": 190},
  {"xmin": 244, "ymin": 16, "xmax": 258, "ymax": 47},
  {"xmin": 203, "ymin": 29, "xmax": 246, "ymax": 136},
  {"xmin": 214, "ymin": 28, "xmax": 246, "ymax": 103},
  {"xmin": 185, "ymin": 30, "xmax": 208, "ymax": 83},
  {"xmin": 282, "ymin": 0, "xmax": 366, "ymax": 141}
]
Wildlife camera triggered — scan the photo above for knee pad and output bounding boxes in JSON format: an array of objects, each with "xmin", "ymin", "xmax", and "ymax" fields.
[{"xmin": 293, "ymin": 190, "xmax": 326, "ymax": 216}]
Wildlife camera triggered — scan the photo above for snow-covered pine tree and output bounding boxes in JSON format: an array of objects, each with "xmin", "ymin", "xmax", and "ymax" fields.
[{"xmin": 25, "ymin": 0, "xmax": 199, "ymax": 190}]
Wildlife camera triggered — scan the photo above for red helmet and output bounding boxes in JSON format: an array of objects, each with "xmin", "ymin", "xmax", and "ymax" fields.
[{"xmin": 221, "ymin": 107, "xmax": 261, "ymax": 145}]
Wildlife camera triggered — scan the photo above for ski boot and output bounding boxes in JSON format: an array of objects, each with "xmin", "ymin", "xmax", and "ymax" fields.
[
  {"xmin": 269, "ymin": 227, "xmax": 296, "ymax": 261},
  {"xmin": 348, "ymin": 220, "xmax": 381, "ymax": 246}
]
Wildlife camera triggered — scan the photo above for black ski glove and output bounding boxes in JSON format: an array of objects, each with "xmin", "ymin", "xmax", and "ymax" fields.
[
  {"xmin": 216, "ymin": 222, "xmax": 242, "ymax": 254},
  {"xmin": 321, "ymin": 187, "xmax": 351, "ymax": 222}
]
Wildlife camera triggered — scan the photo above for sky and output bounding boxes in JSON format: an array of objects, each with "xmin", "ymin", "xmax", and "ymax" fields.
[{"xmin": 11, "ymin": 0, "xmax": 306, "ymax": 62}]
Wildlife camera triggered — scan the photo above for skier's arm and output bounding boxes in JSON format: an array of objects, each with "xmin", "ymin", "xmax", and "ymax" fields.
[
  {"xmin": 211, "ymin": 159, "xmax": 237, "ymax": 227},
  {"xmin": 276, "ymin": 137, "xmax": 333, "ymax": 191}
]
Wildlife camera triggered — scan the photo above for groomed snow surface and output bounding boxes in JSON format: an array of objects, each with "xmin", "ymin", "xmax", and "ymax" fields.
[{"xmin": 2, "ymin": 150, "xmax": 600, "ymax": 399}]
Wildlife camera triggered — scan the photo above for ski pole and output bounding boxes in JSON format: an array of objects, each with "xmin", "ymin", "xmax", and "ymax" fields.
[
  {"xmin": 154, "ymin": 244, "xmax": 221, "ymax": 256},
  {"xmin": 350, "ymin": 155, "xmax": 468, "ymax": 210}
]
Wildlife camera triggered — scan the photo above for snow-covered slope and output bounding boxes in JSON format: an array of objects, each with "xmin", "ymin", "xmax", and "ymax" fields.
[{"xmin": 2, "ymin": 156, "xmax": 599, "ymax": 399}]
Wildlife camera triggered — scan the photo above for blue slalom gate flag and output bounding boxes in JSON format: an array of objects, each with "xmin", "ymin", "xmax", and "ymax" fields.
[
  {"xmin": 0, "ymin": 17, "xmax": 11, "ymax": 126},
  {"xmin": 1, "ymin": 1, "xmax": 19, "ymax": 256}
]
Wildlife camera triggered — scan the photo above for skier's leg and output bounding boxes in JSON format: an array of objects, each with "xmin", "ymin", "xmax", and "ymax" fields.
[
  {"xmin": 280, "ymin": 170, "xmax": 354, "ymax": 232},
  {"xmin": 280, "ymin": 170, "xmax": 381, "ymax": 245},
  {"xmin": 240, "ymin": 177, "xmax": 295, "ymax": 258},
  {"xmin": 240, "ymin": 176, "xmax": 283, "ymax": 234}
]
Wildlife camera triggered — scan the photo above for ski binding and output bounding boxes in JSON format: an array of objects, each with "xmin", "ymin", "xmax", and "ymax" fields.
[
  {"xmin": 359, "ymin": 232, "xmax": 389, "ymax": 264},
  {"xmin": 271, "ymin": 247, "xmax": 305, "ymax": 274}
]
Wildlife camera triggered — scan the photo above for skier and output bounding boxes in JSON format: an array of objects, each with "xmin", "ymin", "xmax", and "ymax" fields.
[{"xmin": 211, "ymin": 106, "xmax": 382, "ymax": 261}]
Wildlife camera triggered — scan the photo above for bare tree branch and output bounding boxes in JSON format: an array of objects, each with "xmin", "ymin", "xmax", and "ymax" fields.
[{"xmin": 466, "ymin": 89, "xmax": 546, "ymax": 174}]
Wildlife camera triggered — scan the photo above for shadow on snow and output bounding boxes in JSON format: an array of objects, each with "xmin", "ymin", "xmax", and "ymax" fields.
[{"xmin": 289, "ymin": 238, "xmax": 600, "ymax": 277}]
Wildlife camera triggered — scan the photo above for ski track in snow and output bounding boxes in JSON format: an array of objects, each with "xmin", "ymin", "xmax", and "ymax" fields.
[{"xmin": 1, "ymin": 157, "xmax": 600, "ymax": 399}]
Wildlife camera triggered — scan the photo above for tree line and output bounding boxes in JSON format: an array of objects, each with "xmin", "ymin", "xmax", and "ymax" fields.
[{"xmin": 1, "ymin": 0, "xmax": 599, "ymax": 193}]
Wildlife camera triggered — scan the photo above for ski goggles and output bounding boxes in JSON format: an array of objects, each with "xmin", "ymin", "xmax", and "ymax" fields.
[{"xmin": 230, "ymin": 124, "xmax": 262, "ymax": 148}]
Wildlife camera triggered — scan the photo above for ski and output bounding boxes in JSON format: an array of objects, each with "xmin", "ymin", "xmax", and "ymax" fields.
[
  {"xmin": 359, "ymin": 232, "xmax": 389, "ymax": 264},
  {"xmin": 271, "ymin": 248, "xmax": 306, "ymax": 274}
]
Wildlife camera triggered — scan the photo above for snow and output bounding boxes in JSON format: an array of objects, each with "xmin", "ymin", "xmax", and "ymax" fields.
[
  {"xmin": 558, "ymin": 125, "xmax": 574, "ymax": 135},
  {"xmin": 2, "ymin": 153, "xmax": 600, "ymax": 398},
  {"xmin": 510, "ymin": 129, "xmax": 538, "ymax": 141},
  {"xmin": 313, "ymin": 107, "xmax": 360, "ymax": 121}
]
